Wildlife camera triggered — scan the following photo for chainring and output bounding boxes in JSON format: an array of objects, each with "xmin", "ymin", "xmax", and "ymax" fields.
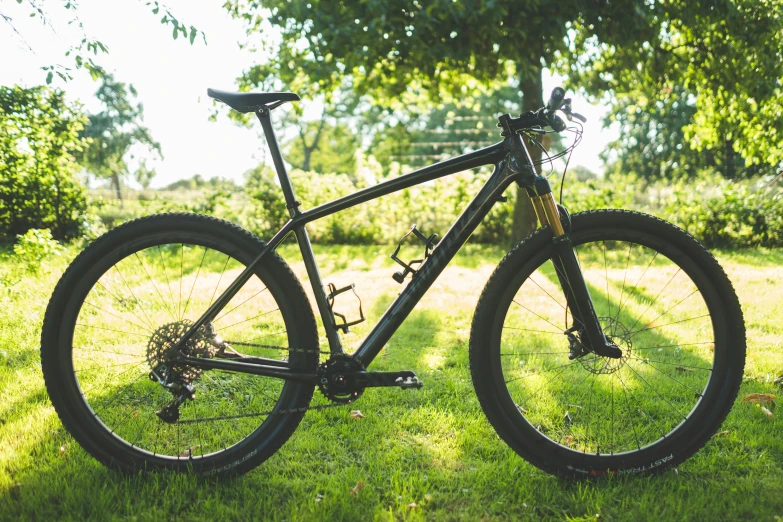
[{"xmin": 317, "ymin": 354, "xmax": 366, "ymax": 404}]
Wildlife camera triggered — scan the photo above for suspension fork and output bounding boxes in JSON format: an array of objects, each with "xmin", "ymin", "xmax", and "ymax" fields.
[{"xmin": 526, "ymin": 178, "xmax": 622, "ymax": 359}]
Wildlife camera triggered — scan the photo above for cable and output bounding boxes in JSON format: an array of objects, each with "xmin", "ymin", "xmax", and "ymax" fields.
[{"xmin": 559, "ymin": 122, "xmax": 583, "ymax": 205}]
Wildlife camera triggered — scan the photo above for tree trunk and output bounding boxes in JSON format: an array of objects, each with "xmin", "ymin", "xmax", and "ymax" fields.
[
  {"xmin": 723, "ymin": 139, "xmax": 736, "ymax": 179},
  {"xmin": 111, "ymin": 171, "xmax": 123, "ymax": 208},
  {"xmin": 511, "ymin": 67, "xmax": 544, "ymax": 245}
]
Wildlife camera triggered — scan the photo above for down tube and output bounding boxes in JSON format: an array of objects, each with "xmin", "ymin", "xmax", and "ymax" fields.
[{"xmin": 353, "ymin": 161, "xmax": 515, "ymax": 367}]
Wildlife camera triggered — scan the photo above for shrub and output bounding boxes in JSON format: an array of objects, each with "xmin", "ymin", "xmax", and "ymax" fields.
[
  {"xmin": 0, "ymin": 85, "xmax": 89, "ymax": 242},
  {"xmin": 12, "ymin": 228, "xmax": 61, "ymax": 272}
]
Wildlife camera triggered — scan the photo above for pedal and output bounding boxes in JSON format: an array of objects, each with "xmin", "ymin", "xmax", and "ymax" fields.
[
  {"xmin": 357, "ymin": 370, "xmax": 424, "ymax": 389},
  {"xmin": 325, "ymin": 283, "xmax": 365, "ymax": 334},
  {"xmin": 390, "ymin": 225, "xmax": 439, "ymax": 284},
  {"xmin": 395, "ymin": 375, "xmax": 423, "ymax": 389}
]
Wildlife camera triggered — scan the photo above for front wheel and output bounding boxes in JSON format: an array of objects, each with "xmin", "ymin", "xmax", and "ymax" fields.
[{"xmin": 469, "ymin": 210, "xmax": 745, "ymax": 477}]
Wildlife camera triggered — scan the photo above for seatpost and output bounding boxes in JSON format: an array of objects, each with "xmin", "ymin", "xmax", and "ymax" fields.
[{"xmin": 256, "ymin": 108, "xmax": 301, "ymax": 218}]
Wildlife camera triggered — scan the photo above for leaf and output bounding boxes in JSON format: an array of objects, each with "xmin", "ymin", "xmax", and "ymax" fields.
[
  {"xmin": 761, "ymin": 406, "xmax": 774, "ymax": 418},
  {"xmin": 741, "ymin": 393, "xmax": 776, "ymax": 409},
  {"xmin": 315, "ymin": 493, "xmax": 324, "ymax": 503},
  {"xmin": 189, "ymin": 26, "xmax": 197, "ymax": 45},
  {"xmin": 350, "ymin": 410, "xmax": 365, "ymax": 419},
  {"xmin": 178, "ymin": 445, "xmax": 200, "ymax": 457},
  {"xmin": 349, "ymin": 481, "xmax": 365, "ymax": 496},
  {"xmin": 46, "ymin": 71, "xmax": 53, "ymax": 85},
  {"xmin": 564, "ymin": 435, "xmax": 575, "ymax": 445}
]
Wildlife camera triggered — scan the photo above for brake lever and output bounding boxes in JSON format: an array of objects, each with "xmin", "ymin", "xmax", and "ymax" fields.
[{"xmin": 571, "ymin": 112, "xmax": 587, "ymax": 123}]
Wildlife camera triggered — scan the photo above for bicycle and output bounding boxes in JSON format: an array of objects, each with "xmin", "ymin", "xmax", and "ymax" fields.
[{"xmin": 41, "ymin": 87, "xmax": 746, "ymax": 478}]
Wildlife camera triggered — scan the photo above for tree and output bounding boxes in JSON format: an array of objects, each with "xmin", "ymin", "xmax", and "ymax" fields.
[
  {"xmin": 133, "ymin": 162, "xmax": 157, "ymax": 189},
  {"xmin": 226, "ymin": 0, "xmax": 782, "ymax": 240},
  {"xmin": 0, "ymin": 85, "xmax": 88, "ymax": 241},
  {"xmin": 1, "ymin": 1, "xmax": 206, "ymax": 84},
  {"xmin": 286, "ymin": 121, "xmax": 360, "ymax": 176},
  {"xmin": 224, "ymin": 0, "xmax": 595, "ymax": 242},
  {"xmin": 566, "ymin": 0, "xmax": 783, "ymax": 173},
  {"xmin": 76, "ymin": 74, "xmax": 161, "ymax": 202}
]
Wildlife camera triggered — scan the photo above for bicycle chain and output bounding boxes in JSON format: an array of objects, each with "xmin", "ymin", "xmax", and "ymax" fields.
[{"xmin": 172, "ymin": 340, "xmax": 346, "ymax": 424}]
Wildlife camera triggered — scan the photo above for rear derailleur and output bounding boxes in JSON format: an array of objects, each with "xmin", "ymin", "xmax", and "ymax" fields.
[{"xmin": 147, "ymin": 321, "xmax": 227, "ymax": 423}]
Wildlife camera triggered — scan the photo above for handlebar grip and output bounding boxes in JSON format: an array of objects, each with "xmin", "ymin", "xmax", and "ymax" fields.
[{"xmin": 547, "ymin": 87, "xmax": 566, "ymax": 111}]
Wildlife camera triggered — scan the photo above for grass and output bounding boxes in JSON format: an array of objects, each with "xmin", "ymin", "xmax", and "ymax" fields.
[{"xmin": 0, "ymin": 241, "xmax": 781, "ymax": 521}]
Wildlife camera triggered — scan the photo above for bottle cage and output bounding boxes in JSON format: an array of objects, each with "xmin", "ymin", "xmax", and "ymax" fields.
[
  {"xmin": 390, "ymin": 225, "xmax": 439, "ymax": 284},
  {"xmin": 325, "ymin": 283, "xmax": 365, "ymax": 334}
]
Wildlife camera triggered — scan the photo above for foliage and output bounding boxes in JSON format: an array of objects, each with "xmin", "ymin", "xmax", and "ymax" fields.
[
  {"xmin": 0, "ymin": 1, "xmax": 205, "ymax": 84},
  {"xmin": 567, "ymin": 0, "xmax": 783, "ymax": 169},
  {"xmin": 163, "ymin": 174, "xmax": 239, "ymax": 192},
  {"xmin": 12, "ymin": 228, "xmax": 61, "ymax": 272},
  {"xmin": 0, "ymin": 85, "xmax": 88, "ymax": 242},
  {"xmin": 1, "ymin": 243, "xmax": 783, "ymax": 520},
  {"xmin": 76, "ymin": 74, "xmax": 161, "ymax": 199}
]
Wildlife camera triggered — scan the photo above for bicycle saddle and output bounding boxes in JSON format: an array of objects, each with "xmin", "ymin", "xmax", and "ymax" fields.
[{"xmin": 207, "ymin": 88, "xmax": 300, "ymax": 113}]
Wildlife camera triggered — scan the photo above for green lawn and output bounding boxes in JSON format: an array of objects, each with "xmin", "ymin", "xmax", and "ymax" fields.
[{"xmin": 1, "ymin": 241, "xmax": 781, "ymax": 521}]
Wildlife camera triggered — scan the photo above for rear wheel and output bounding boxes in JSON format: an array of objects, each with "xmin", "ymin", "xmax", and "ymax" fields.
[
  {"xmin": 469, "ymin": 210, "xmax": 745, "ymax": 477},
  {"xmin": 41, "ymin": 213, "xmax": 319, "ymax": 476}
]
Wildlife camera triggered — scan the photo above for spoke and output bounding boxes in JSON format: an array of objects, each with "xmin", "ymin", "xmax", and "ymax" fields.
[
  {"xmin": 511, "ymin": 300, "xmax": 564, "ymax": 333},
  {"xmin": 179, "ymin": 243, "xmax": 184, "ymax": 320},
  {"xmin": 500, "ymin": 350, "xmax": 570, "ymax": 356},
  {"xmin": 627, "ymin": 268, "xmax": 681, "ymax": 333},
  {"xmin": 611, "ymin": 375, "xmax": 615, "ymax": 454},
  {"xmin": 157, "ymin": 246, "xmax": 178, "ymax": 322},
  {"xmin": 617, "ymin": 251, "xmax": 658, "ymax": 322},
  {"xmin": 134, "ymin": 252, "xmax": 178, "ymax": 322},
  {"xmin": 74, "ymin": 360, "xmax": 145, "ymax": 373},
  {"xmin": 629, "ymin": 314, "xmax": 711, "ymax": 338},
  {"xmin": 624, "ymin": 359, "xmax": 688, "ymax": 423},
  {"xmin": 79, "ymin": 360, "xmax": 148, "ymax": 397},
  {"xmin": 631, "ymin": 357, "xmax": 713, "ymax": 371},
  {"xmin": 527, "ymin": 276, "xmax": 566, "ymax": 311},
  {"xmin": 603, "ymin": 241, "xmax": 611, "ymax": 317},
  {"xmin": 76, "ymin": 322, "xmax": 150, "ymax": 339},
  {"xmin": 630, "ymin": 356, "xmax": 705, "ymax": 397},
  {"xmin": 217, "ymin": 308, "xmax": 280, "ymax": 332},
  {"xmin": 613, "ymin": 242, "xmax": 633, "ymax": 323},
  {"xmin": 90, "ymin": 371, "xmax": 150, "ymax": 416},
  {"xmin": 182, "ymin": 246, "xmax": 208, "ymax": 319},
  {"xmin": 112, "ymin": 264, "xmax": 159, "ymax": 333},
  {"xmin": 234, "ymin": 330, "xmax": 287, "ymax": 345},
  {"xmin": 93, "ymin": 281, "xmax": 155, "ymax": 333},
  {"xmin": 215, "ymin": 287, "xmax": 269, "ymax": 323},
  {"xmin": 208, "ymin": 254, "xmax": 231, "ymax": 308},
  {"xmin": 503, "ymin": 326, "xmax": 564, "ymax": 335},
  {"xmin": 633, "ymin": 341, "xmax": 715, "ymax": 352},
  {"xmin": 632, "ymin": 289, "xmax": 699, "ymax": 337},
  {"xmin": 616, "ymin": 368, "xmax": 644, "ymax": 450}
]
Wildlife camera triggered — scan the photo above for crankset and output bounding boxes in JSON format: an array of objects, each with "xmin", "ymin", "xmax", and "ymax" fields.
[{"xmin": 317, "ymin": 354, "xmax": 423, "ymax": 404}]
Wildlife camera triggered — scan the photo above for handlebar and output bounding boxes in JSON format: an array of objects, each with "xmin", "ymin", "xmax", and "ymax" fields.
[{"xmin": 497, "ymin": 86, "xmax": 586, "ymax": 136}]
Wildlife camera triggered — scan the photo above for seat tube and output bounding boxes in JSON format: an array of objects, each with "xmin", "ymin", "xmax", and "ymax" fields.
[{"xmin": 256, "ymin": 109, "xmax": 301, "ymax": 218}]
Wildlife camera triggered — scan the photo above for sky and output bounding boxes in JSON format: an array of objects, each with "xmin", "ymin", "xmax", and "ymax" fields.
[{"xmin": 1, "ymin": 0, "xmax": 617, "ymax": 188}]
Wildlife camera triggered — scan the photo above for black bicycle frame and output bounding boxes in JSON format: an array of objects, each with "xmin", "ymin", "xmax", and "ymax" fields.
[{"xmin": 177, "ymin": 107, "xmax": 613, "ymax": 381}]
